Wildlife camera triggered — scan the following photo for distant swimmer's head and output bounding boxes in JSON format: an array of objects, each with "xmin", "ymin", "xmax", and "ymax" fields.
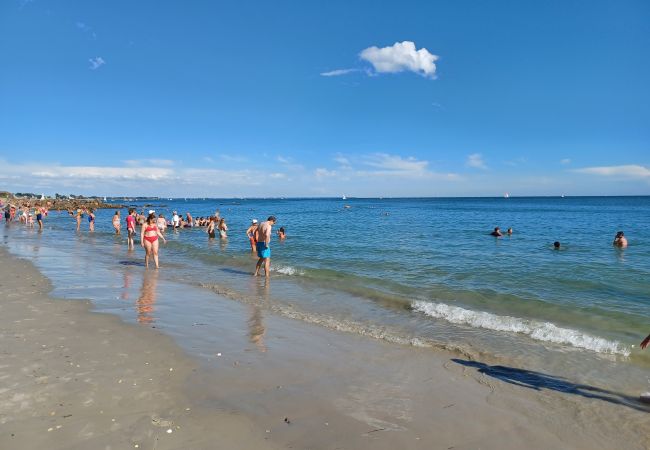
[
  {"xmin": 554, "ymin": 241, "xmax": 561, "ymax": 249},
  {"xmin": 616, "ymin": 231, "xmax": 624, "ymax": 238},
  {"xmin": 268, "ymin": 216, "xmax": 277, "ymax": 223},
  {"xmin": 507, "ymin": 227, "xmax": 513, "ymax": 235},
  {"xmin": 252, "ymin": 219, "xmax": 258, "ymax": 224},
  {"xmin": 494, "ymin": 227, "xmax": 500, "ymax": 232}
]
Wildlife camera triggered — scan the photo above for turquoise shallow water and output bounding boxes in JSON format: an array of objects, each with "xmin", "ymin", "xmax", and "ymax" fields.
[{"xmin": 3, "ymin": 196, "xmax": 650, "ymax": 393}]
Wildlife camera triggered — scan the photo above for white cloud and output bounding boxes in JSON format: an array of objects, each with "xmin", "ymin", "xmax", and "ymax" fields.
[
  {"xmin": 276, "ymin": 155, "xmax": 292, "ymax": 164},
  {"xmin": 89, "ymin": 57, "xmax": 105, "ymax": 70},
  {"xmin": 314, "ymin": 168, "xmax": 337, "ymax": 179},
  {"xmin": 320, "ymin": 68, "xmax": 359, "ymax": 77},
  {"xmin": 560, "ymin": 158, "xmax": 571, "ymax": 165},
  {"xmin": 466, "ymin": 153, "xmax": 487, "ymax": 170},
  {"xmin": 123, "ymin": 159, "xmax": 175, "ymax": 167},
  {"xmin": 573, "ymin": 165, "xmax": 650, "ymax": 178},
  {"xmin": 359, "ymin": 41, "xmax": 438, "ymax": 79},
  {"xmin": 365, "ymin": 153, "xmax": 429, "ymax": 172}
]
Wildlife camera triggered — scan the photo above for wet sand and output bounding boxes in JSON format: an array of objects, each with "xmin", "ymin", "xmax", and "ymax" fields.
[{"xmin": 1, "ymin": 246, "xmax": 648, "ymax": 449}]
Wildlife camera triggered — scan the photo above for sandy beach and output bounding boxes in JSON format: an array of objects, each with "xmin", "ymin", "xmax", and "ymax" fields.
[{"xmin": 1, "ymin": 243, "xmax": 648, "ymax": 449}]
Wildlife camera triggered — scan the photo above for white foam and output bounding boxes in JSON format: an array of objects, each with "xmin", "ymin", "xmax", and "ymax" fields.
[
  {"xmin": 273, "ymin": 265, "xmax": 304, "ymax": 276},
  {"xmin": 412, "ymin": 300, "xmax": 630, "ymax": 356}
]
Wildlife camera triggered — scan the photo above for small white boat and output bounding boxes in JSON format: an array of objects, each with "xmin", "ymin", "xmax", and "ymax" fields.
[
  {"xmin": 342, "ymin": 195, "xmax": 347, "ymax": 200},
  {"xmin": 504, "ymin": 192, "xmax": 510, "ymax": 199}
]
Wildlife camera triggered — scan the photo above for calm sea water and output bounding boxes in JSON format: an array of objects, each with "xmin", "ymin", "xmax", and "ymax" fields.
[{"xmin": 4, "ymin": 196, "xmax": 650, "ymax": 393}]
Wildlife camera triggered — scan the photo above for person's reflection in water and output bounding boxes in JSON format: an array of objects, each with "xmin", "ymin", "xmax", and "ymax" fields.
[
  {"xmin": 136, "ymin": 270, "xmax": 159, "ymax": 324},
  {"xmin": 248, "ymin": 277, "xmax": 270, "ymax": 352},
  {"xmin": 121, "ymin": 269, "xmax": 132, "ymax": 300}
]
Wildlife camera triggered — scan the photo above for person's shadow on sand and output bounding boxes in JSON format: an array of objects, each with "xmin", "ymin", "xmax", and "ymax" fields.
[{"xmin": 452, "ymin": 359, "xmax": 649, "ymax": 413}]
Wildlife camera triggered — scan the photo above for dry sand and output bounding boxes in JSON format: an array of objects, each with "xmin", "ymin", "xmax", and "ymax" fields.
[{"xmin": 1, "ymin": 246, "xmax": 648, "ymax": 449}]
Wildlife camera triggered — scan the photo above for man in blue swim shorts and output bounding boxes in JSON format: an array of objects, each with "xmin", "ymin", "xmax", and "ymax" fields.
[{"xmin": 254, "ymin": 216, "xmax": 276, "ymax": 277}]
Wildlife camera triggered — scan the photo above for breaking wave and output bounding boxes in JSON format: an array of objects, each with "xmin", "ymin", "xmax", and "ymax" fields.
[{"xmin": 412, "ymin": 300, "xmax": 630, "ymax": 356}]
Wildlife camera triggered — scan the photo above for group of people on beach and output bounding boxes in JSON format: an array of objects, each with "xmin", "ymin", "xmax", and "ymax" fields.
[{"xmin": 107, "ymin": 208, "xmax": 281, "ymax": 275}]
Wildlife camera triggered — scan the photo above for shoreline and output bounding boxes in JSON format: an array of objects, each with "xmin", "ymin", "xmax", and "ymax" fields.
[{"xmin": 1, "ymin": 245, "xmax": 649, "ymax": 449}]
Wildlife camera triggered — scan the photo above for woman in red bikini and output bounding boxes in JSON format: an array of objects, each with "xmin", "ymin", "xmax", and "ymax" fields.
[{"xmin": 140, "ymin": 212, "xmax": 166, "ymax": 269}]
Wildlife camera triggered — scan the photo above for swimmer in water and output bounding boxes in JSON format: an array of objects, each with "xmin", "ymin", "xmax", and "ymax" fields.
[
  {"xmin": 553, "ymin": 241, "xmax": 561, "ymax": 249},
  {"xmin": 277, "ymin": 227, "xmax": 286, "ymax": 240},
  {"xmin": 490, "ymin": 227, "xmax": 503, "ymax": 237},
  {"xmin": 613, "ymin": 231, "xmax": 628, "ymax": 248},
  {"xmin": 507, "ymin": 227, "xmax": 513, "ymax": 235}
]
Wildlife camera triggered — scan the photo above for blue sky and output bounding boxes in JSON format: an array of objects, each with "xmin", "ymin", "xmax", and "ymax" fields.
[{"xmin": 1, "ymin": 0, "xmax": 648, "ymax": 197}]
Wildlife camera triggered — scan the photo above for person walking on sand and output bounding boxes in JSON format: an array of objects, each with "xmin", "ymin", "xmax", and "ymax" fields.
[
  {"xmin": 112, "ymin": 211, "xmax": 121, "ymax": 234},
  {"xmin": 126, "ymin": 208, "xmax": 136, "ymax": 249},
  {"xmin": 141, "ymin": 212, "xmax": 166, "ymax": 269},
  {"xmin": 246, "ymin": 219, "xmax": 258, "ymax": 252},
  {"xmin": 254, "ymin": 216, "xmax": 276, "ymax": 277}
]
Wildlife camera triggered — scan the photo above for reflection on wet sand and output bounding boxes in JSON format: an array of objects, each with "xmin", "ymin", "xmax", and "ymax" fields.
[
  {"xmin": 248, "ymin": 278, "xmax": 270, "ymax": 352},
  {"xmin": 136, "ymin": 270, "xmax": 159, "ymax": 324},
  {"xmin": 121, "ymin": 270, "xmax": 132, "ymax": 300}
]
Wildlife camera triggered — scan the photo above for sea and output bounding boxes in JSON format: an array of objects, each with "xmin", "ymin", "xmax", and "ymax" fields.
[{"xmin": 3, "ymin": 196, "xmax": 650, "ymax": 395}]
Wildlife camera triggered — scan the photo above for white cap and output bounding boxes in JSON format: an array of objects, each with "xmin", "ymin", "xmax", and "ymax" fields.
[
  {"xmin": 148, "ymin": 210, "xmax": 155, "ymax": 215},
  {"xmin": 252, "ymin": 219, "xmax": 258, "ymax": 223}
]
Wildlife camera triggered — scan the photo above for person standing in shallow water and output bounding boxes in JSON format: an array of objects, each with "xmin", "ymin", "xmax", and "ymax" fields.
[
  {"xmin": 112, "ymin": 211, "xmax": 121, "ymax": 234},
  {"xmin": 126, "ymin": 208, "xmax": 136, "ymax": 250},
  {"xmin": 254, "ymin": 216, "xmax": 276, "ymax": 277},
  {"xmin": 246, "ymin": 219, "xmax": 258, "ymax": 252},
  {"xmin": 141, "ymin": 212, "xmax": 166, "ymax": 269}
]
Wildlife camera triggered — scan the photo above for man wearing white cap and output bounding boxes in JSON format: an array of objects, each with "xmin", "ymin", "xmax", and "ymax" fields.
[
  {"xmin": 172, "ymin": 211, "xmax": 180, "ymax": 231},
  {"xmin": 246, "ymin": 219, "xmax": 258, "ymax": 252}
]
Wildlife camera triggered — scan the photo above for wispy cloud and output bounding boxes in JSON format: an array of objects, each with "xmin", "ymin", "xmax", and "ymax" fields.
[
  {"xmin": 76, "ymin": 21, "xmax": 97, "ymax": 39},
  {"xmin": 88, "ymin": 56, "xmax": 105, "ymax": 70},
  {"xmin": 466, "ymin": 153, "xmax": 487, "ymax": 170},
  {"xmin": 364, "ymin": 153, "xmax": 429, "ymax": 172},
  {"xmin": 320, "ymin": 68, "xmax": 360, "ymax": 77},
  {"xmin": 573, "ymin": 165, "xmax": 650, "ymax": 178},
  {"xmin": 560, "ymin": 158, "xmax": 572, "ymax": 165},
  {"xmin": 123, "ymin": 159, "xmax": 175, "ymax": 167},
  {"xmin": 314, "ymin": 168, "xmax": 337, "ymax": 179},
  {"xmin": 360, "ymin": 41, "xmax": 439, "ymax": 79}
]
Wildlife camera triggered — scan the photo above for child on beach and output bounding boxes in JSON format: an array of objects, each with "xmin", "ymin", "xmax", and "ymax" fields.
[{"xmin": 246, "ymin": 219, "xmax": 258, "ymax": 251}]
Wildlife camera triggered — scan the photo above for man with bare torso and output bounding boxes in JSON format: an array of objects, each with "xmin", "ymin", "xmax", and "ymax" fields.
[{"xmin": 254, "ymin": 216, "xmax": 276, "ymax": 277}]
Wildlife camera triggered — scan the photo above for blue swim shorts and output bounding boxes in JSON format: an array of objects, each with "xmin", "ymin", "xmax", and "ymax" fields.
[{"xmin": 256, "ymin": 242, "xmax": 271, "ymax": 258}]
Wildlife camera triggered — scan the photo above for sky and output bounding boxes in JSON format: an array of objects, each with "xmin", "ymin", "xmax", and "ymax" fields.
[{"xmin": 1, "ymin": 0, "xmax": 649, "ymax": 197}]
